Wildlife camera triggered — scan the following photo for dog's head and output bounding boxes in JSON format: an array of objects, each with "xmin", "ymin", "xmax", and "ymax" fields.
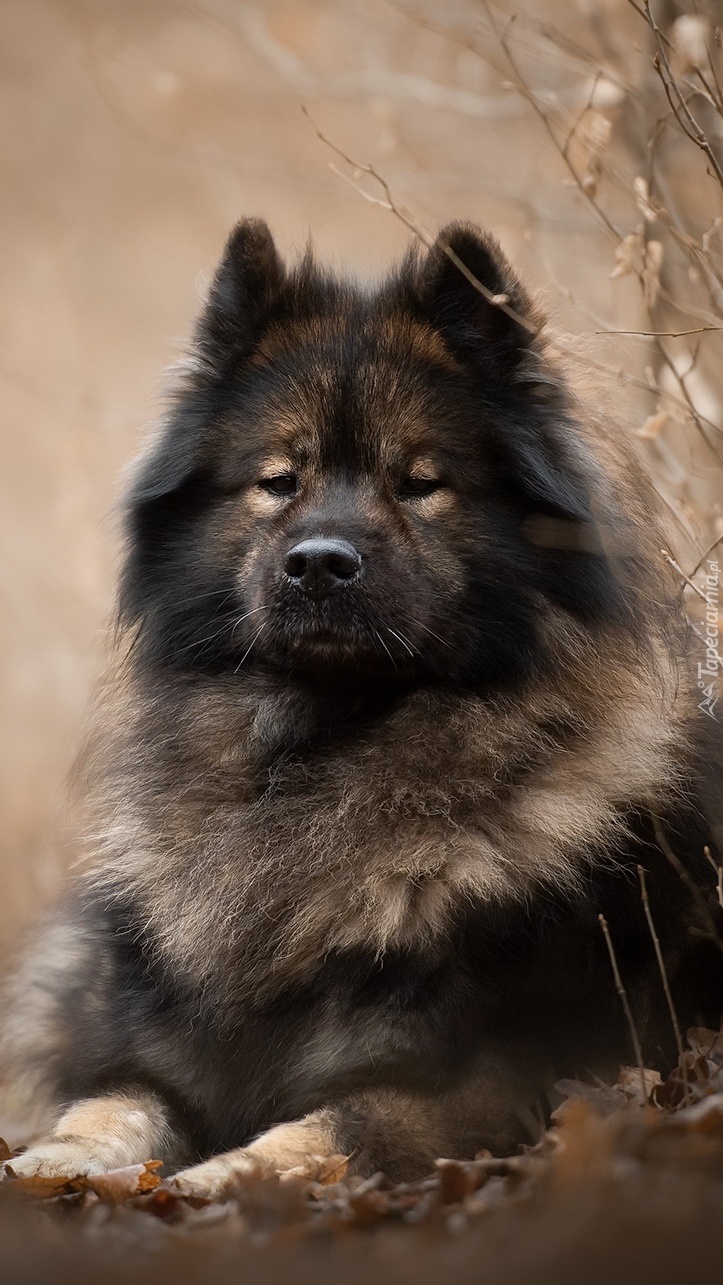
[{"xmin": 121, "ymin": 220, "xmax": 635, "ymax": 693}]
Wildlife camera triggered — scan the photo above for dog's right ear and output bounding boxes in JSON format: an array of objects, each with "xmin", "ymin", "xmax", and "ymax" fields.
[
  {"xmin": 128, "ymin": 221, "xmax": 286, "ymax": 508},
  {"xmin": 122, "ymin": 222, "xmax": 288, "ymax": 627},
  {"xmin": 194, "ymin": 218, "xmax": 287, "ymax": 376}
]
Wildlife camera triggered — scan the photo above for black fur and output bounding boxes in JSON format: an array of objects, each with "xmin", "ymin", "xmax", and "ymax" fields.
[
  {"xmin": 11, "ymin": 221, "xmax": 723, "ymax": 1181},
  {"xmin": 52, "ymin": 793, "xmax": 723, "ymax": 1172}
]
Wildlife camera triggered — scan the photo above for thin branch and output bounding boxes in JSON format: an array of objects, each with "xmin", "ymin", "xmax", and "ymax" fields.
[
  {"xmin": 482, "ymin": 2, "xmax": 624, "ymax": 246},
  {"xmin": 653, "ymin": 340, "xmax": 723, "ymax": 465},
  {"xmin": 637, "ymin": 866, "xmax": 685, "ymax": 1063},
  {"xmin": 688, "ymin": 533, "xmax": 723, "ymax": 579},
  {"xmin": 633, "ymin": 0, "xmax": 723, "ymax": 192},
  {"xmin": 570, "ymin": 353, "xmax": 719, "ymax": 440},
  {"xmin": 596, "ymin": 326, "xmax": 723, "ymax": 337},
  {"xmin": 662, "ymin": 548, "xmax": 714, "ymax": 603},
  {"xmin": 702, "ymin": 36, "xmax": 723, "ymax": 114},
  {"xmin": 652, "ymin": 816, "xmax": 723, "ymax": 959},
  {"xmin": 695, "ymin": 62, "xmax": 723, "ymax": 116},
  {"xmin": 301, "ymin": 105, "xmax": 536, "ymax": 334},
  {"xmin": 485, "ymin": 0, "xmax": 723, "ymax": 366},
  {"xmin": 598, "ymin": 913, "xmax": 649, "ymax": 1100},
  {"xmin": 302, "ymin": 107, "xmax": 720, "ymax": 444},
  {"xmin": 704, "ymin": 845, "xmax": 723, "ymax": 912}
]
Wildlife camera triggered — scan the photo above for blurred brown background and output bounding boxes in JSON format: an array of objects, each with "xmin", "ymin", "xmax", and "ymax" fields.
[{"xmin": 2, "ymin": 0, "xmax": 722, "ymax": 949}]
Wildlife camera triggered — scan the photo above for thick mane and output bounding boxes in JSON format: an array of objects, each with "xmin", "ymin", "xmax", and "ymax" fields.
[
  {"xmin": 86, "ymin": 617, "xmax": 691, "ymax": 1010},
  {"xmin": 81, "ymin": 225, "xmax": 699, "ymax": 1012}
]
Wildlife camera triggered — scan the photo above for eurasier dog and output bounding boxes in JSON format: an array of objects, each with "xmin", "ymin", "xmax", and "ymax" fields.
[{"xmin": 4, "ymin": 221, "xmax": 722, "ymax": 1191}]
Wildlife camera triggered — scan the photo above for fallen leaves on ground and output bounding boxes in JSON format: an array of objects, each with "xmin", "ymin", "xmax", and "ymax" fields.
[{"xmin": 3, "ymin": 1027, "xmax": 723, "ymax": 1281}]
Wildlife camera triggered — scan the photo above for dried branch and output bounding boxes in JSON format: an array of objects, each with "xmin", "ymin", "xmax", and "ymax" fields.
[
  {"xmin": 688, "ymin": 533, "xmax": 723, "ymax": 579},
  {"xmin": 480, "ymin": 2, "xmax": 623, "ymax": 246},
  {"xmin": 704, "ymin": 845, "xmax": 723, "ymax": 912},
  {"xmin": 634, "ymin": 0, "xmax": 723, "ymax": 193},
  {"xmin": 301, "ymin": 106, "xmax": 536, "ymax": 334},
  {"xmin": 652, "ymin": 817, "xmax": 723, "ymax": 959},
  {"xmin": 637, "ymin": 866, "xmax": 685, "ymax": 1063},
  {"xmin": 661, "ymin": 548, "xmax": 714, "ymax": 604},
  {"xmin": 598, "ymin": 913, "xmax": 649, "ymax": 1101},
  {"xmin": 597, "ymin": 326, "xmax": 723, "ymax": 337}
]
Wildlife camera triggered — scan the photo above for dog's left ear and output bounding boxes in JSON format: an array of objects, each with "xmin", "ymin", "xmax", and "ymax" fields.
[
  {"xmin": 411, "ymin": 223, "xmax": 540, "ymax": 372},
  {"xmin": 411, "ymin": 225, "xmax": 591, "ymax": 522}
]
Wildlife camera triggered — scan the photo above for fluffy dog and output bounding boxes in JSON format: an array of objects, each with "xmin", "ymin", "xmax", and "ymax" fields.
[{"xmin": 4, "ymin": 220, "xmax": 722, "ymax": 1191}]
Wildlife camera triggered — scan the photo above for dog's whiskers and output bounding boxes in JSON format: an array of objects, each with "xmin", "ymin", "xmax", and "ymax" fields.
[
  {"xmin": 234, "ymin": 623, "xmax": 267, "ymax": 674},
  {"xmin": 167, "ymin": 588, "xmax": 237, "ymax": 611},
  {"xmin": 374, "ymin": 628, "xmax": 398, "ymax": 672},
  {"xmin": 386, "ymin": 627, "xmax": 418, "ymax": 659},
  {"xmin": 411, "ymin": 619, "xmax": 455, "ymax": 652},
  {"xmin": 230, "ymin": 605, "xmax": 268, "ymax": 647},
  {"xmin": 175, "ymin": 620, "xmax": 238, "ymax": 660}
]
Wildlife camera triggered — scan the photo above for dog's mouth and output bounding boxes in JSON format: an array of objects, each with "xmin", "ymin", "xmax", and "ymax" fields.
[
  {"xmin": 275, "ymin": 617, "xmax": 386, "ymax": 661},
  {"xmin": 257, "ymin": 602, "xmax": 421, "ymax": 679}
]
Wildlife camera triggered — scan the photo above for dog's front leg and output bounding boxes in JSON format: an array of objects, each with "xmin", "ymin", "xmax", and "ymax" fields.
[
  {"xmin": 5, "ymin": 1090, "xmax": 179, "ymax": 1178},
  {"xmin": 170, "ymin": 1087, "xmax": 462, "ymax": 1197},
  {"xmin": 169, "ymin": 1109, "xmax": 341, "ymax": 1198}
]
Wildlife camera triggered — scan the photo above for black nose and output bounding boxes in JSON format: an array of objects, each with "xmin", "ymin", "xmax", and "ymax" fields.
[{"xmin": 284, "ymin": 538, "xmax": 362, "ymax": 598}]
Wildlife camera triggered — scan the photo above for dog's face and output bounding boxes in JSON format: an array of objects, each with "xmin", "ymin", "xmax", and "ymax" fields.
[{"xmin": 122, "ymin": 222, "xmax": 625, "ymax": 693}]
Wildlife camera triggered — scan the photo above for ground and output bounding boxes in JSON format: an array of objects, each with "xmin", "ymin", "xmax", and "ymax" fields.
[{"xmin": 3, "ymin": 1029, "xmax": 723, "ymax": 1284}]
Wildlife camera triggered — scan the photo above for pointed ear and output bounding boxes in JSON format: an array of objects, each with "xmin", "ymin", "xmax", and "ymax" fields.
[
  {"xmin": 127, "ymin": 221, "xmax": 286, "ymax": 509},
  {"xmin": 408, "ymin": 224, "xmax": 589, "ymax": 520},
  {"xmin": 195, "ymin": 218, "xmax": 286, "ymax": 375},
  {"xmin": 410, "ymin": 223, "xmax": 541, "ymax": 371}
]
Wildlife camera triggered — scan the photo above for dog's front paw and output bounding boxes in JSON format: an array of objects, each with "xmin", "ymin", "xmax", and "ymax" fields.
[
  {"xmin": 169, "ymin": 1151, "xmax": 263, "ymax": 1200},
  {"xmin": 4, "ymin": 1139, "xmax": 116, "ymax": 1180}
]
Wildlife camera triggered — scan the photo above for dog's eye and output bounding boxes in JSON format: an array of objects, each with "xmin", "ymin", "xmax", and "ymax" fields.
[
  {"xmin": 398, "ymin": 476, "xmax": 441, "ymax": 499},
  {"xmin": 260, "ymin": 473, "xmax": 298, "ymax": 497}
]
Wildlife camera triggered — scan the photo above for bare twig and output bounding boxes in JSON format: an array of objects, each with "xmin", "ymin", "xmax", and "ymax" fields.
[
  {"xmin": 637, "ymin": 865, "xmax": 685, "ymax": 1064},
  {"xmin": 652, "ymin": 817, "xmax": 723, "ymax": 959},
  {"xmin": 631, "ymin": 1, "xmax": 723, "ymax": 191},
  {"xmin": 661, "ymin": 548, "xmax": 715, "ymax": 603},
  {"xmin": 482, "ymin": 2, "xmax": 624, "ymax": 246},
  {"xmin": 704, "ymin": 845, "xmax": 723, "ymax": 912},
  {"xmin": 688, "ymin": 533, "xmax": 723, "ymax": 580},
  {"xmin": 653, "ymin": 341, "xmax": 723, "ymax": 466},
  {"xmin": 301, "ymin": 105, "xmax": 536, "ymax": 334},
  {"xmin": 596, "ymin": 326, "xmax": 723, "ymax": 337},
  {"xmin": 598, "ymin": 913, "xmax": 649, "ymax": 1100},
  {"xmin": 480, "ymin": 0, "xmax": 723, "ymax": 476},
  {"xmin": 305, "ymin": 99, "xmax": 722, "ymax": 456}
]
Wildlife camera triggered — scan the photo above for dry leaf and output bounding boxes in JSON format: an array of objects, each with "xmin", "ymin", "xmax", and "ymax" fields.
[
  {"xmin": 616, "ymin": 1066, "xmax": 663, "ymax": 1105},
  {"xmin": 636, "ymin": 410, "xmax": 668, "ymax": 440},
  {"xmin": 554, "ymin": 1079, "xmax": 623, "ymax": 1118},
  {"xmin": 633, "ymin": 176, "xmax": 659, "ymax": 223},
  {"xmin": 581, "ymin": 111, "xmax": 612, "ymax": 198},
  {"xmin": 435, "ymin": 1158, "xmax": 478, "ymax": 1205},
  {"xmin": 610, "ymin": 232, "xmax": 642, "ymax": 279},
  {"xmin": 677, "ymin": 1093, "xmax": 723, "ymax": 1132},
  {"xmin": 86, "ymin": 1161, "xmax": 163, "ymax": 1203},
  {"xmin": 643, "ymin": 240, "xmax": 663, "ymax": 310},
  {"xmin": 687, "ymin": 1025, "xmax": 723, "ymax": 1061},
  {"xmin": 345, "ymin": 1175, "xmax": 391, "ymax": 1227},
  {"xmin": 2, "ymin": 1170, "xmax": 88, "ymax": 1199},
  {"xmin": 671, "ymin": 14, "xmax": 710, "ymax": 73}
]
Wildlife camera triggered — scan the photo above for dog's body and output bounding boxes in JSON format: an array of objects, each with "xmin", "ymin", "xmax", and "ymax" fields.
[{"xmin": 4, "ymin": 222, "xmax": 722, "ymax": 1191}]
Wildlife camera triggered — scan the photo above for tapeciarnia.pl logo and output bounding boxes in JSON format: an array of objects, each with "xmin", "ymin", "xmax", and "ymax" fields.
[{"xmin": 698, "ymin": 559, "xmax": 720, "ymax": 719}]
